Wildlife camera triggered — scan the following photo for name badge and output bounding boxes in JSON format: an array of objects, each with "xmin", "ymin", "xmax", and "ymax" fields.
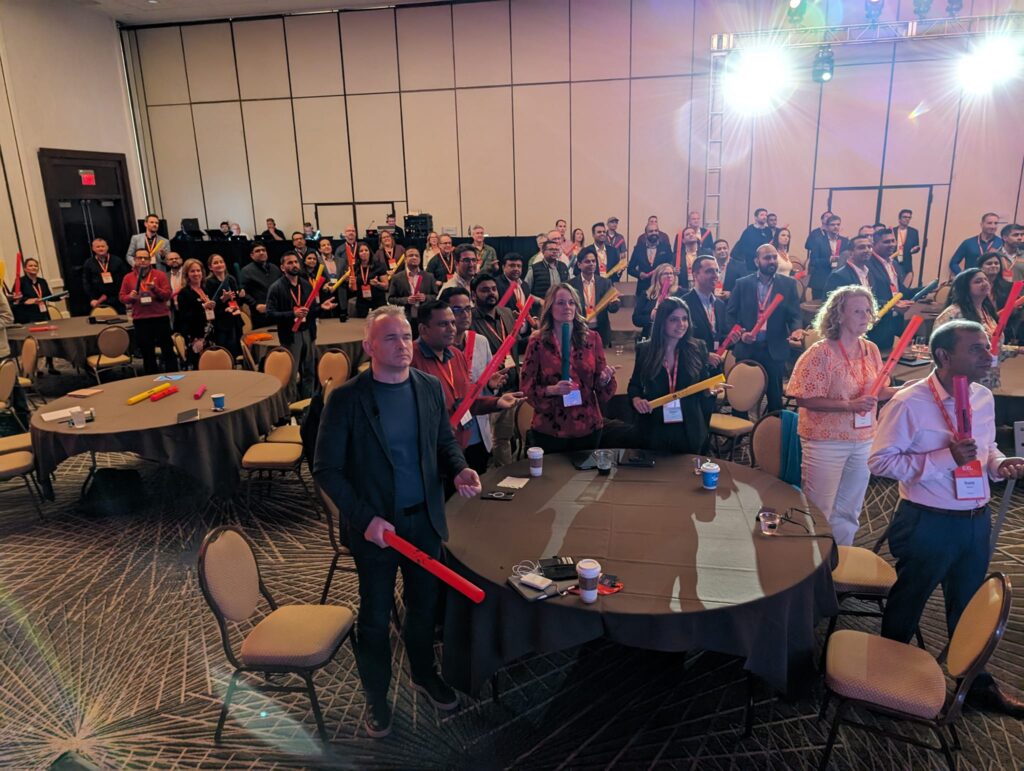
[
  {"xmin": 663, "ymin": 398, "xmax": 683, "ymax": 424},
  {"xmin": 992, "ymin": 354, "xmax": 1000, "ymax": 368},
  {"xmin": 361, "ymin": 286, "xmax": 372, "ymax": 299},
  {"xmin": 459, "ymin": 410, "xmax": 473, "ymax": 427},
  {"xmin": 101, "ymin": 272, "xmax": 113, "ymax": 284},
  {"xmin": 503, "ymin": 355, "xmax": 516, "ymax": 369},
  {"xmin": 38, "ymin": 301, "xmax": 47, "ymax": 314},
  {"xmin": 140, "ymin": 294, "xmax": 152, "ymax": 305},
  {"xmin": 853, "ymin": 411, "xmax": 873, "ymax": 429},
  {"xmin": 562, "ymin": 389, "xmax": 583, "ymax": 407},
  {"xmin": 388, "ymin": 259, "xmax": 397, "ymax": 270},
  {"xmin": 954, "ymin": 460, "xmax": 985, "ymax": 500},
  {"xmin": 204, "ymin": 308, "xmax": 216, "ymax": 321},
  {"xmin": 447, "ymin": 273, "xmax": 455, "ymax": 282}
]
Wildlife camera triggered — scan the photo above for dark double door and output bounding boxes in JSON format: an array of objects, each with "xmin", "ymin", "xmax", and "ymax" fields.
[{"xmin": 39, "ymin": 149, "xmax": 136, "ymax": 316}]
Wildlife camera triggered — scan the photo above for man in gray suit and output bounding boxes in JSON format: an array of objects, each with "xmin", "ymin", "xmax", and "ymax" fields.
[{"xmin": 125, "ymin": 213, "xmax": 169, "ymax": 267}]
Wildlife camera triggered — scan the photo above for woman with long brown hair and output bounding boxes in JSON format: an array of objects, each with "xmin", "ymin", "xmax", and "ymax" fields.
[
  {"xmin": 628, "ymin": 296, "xmax": 715, "ymax": 453},
  {"xmin": 521, "ymin": 283, "xmax": 617, "ymax": 453}
]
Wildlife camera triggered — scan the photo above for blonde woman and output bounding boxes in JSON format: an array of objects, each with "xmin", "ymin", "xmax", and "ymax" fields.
[
  {"xmin": 422, "ymin": 231, "xmax": 441, "ymax": 263},
  {"xmin": 632, "ymin": 263, "xmax": 682, "ymax": 339},
  {"xmin": 786, "ymin": 285, "xmax": 897, "ymax": 545}
]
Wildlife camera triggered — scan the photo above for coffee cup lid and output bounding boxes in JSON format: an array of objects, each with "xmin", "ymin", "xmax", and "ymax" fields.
[
  {"xmin": 701, "ymin": 461, "xmax": 720, "ymax": 471},
  {"xmin": 577, "ymin": 558, "xmax": 601, "ymax": 572}
]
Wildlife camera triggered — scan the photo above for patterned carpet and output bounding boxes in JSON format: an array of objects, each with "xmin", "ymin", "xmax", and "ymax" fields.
[{"xmin": 1, "ymin": 437, "xmax": 1022, "ymax": 770}]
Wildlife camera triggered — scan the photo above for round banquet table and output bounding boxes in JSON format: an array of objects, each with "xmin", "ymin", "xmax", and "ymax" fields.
[
  {"xmin": 440, "ymin": 453, "xmax": 838, "ymax": 696},
  {"xmin": 892, "ymin": 354, "xmax": 1024, "ymax": 425},
  {"xmin": 30, "ymin": 370, "xmax": 288, "ymax": 497},
  {"xmin": 251, "ymin": 317, "xmax": 367, "ymax": 368},
  {"xmin": 8, "ymin": 316, "xmax": 132, "ymax": 369}
]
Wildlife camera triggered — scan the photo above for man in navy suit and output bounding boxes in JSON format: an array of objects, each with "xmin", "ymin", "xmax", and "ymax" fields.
[
  {"xmin": 866, "ymin": 228, "xmax": 912, "ymax": 351},
  {"xmin": 806, "ymin": 214, "xmax": 850, "ymax": 300},
  {"xmin": 893, "ymin": 208, "xmax": 921, "ymax": 275},
  {"xmin": 824, "ymin": 235, "xmax": 874, "ymax": 294},
  {"xmin": 682, "ymin": 255, "xmax": 730, "ymax": 371},
  {"xmin": 726, "ymin": 244, "xmax": 802, "ymax": 414}
]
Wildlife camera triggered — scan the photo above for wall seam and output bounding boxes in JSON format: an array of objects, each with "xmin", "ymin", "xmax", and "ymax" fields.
[
  {"xmin": 228, "ymin": 21, "xmax": 258, "ymax": 234},
  {"xmin": 178, "ymin": 27, "xmax": 209, "ymax": 228},
  {"xmin": 338, "ymin": 12, "xmax": 359, "ymax": 233},
  {"xmin": 281, "ymin": 17, "xmax": 306, "ymax": 231}
]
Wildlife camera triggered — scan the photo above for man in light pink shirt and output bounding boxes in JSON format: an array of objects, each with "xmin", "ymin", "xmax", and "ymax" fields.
[{"xmin": 869, "ymin": 319, "xmax": 1024, "ymax": 716}]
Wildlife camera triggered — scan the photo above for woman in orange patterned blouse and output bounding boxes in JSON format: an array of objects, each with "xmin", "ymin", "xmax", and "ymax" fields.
[
  {"xmin": 521, "ymin": 284, "xmax": 617, "ymax": 453},
  {"xmin": 786, "ymin": 285, "xmax": 898, "ymax": 545}
]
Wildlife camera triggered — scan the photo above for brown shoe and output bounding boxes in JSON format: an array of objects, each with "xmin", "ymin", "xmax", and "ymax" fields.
[{"xmin": 965, "ymin": 680, "xmax": 1024, "ymax": 718}]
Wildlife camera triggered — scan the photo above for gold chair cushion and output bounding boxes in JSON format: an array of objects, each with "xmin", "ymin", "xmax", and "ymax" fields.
[
  {"xmin": 266, "ymin": 425, "xmax": 302, "ymax": 443},
  {"xmin": 17, "ymin": 376, "xmax": 31, "ymax": 387},
  {"xmin": 0, "ymin": 450, "xmax": 35, "ymax": 477},
  {"xmin": 826, "ymin": 629, "xmax": 946, "ymax": 719},
  {"xmin": 709, "ymin": 414, "xmax": 754, "ymax": 437},
  {"xmin": 832, "ymin": 546, "xmax": 897, "ymax": 595},
  {"xmin": 242, "ymin": 442, "xmax": 302, "ymax": 469},
  {"xmin": 240, "ymin": 604, "xmax": 354, "ymax": 668},
  {"xmin": 86, "ymin": 353, "xmax": 132, "ymax": 368},
  {"xmin": 289, "ymin": 398, "xmax": 312, "ymax": 414},
  {"xmin": 0, "ymin": 433, "xmax": 32, "ymax": 454}
]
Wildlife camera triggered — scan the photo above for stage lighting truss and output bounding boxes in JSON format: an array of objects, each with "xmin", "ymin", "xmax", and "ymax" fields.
[{"xmin": 865, "ymin": 0, "xmax": 884, "ymax": 25}]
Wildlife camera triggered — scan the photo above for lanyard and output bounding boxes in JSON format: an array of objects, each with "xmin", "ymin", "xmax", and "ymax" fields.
[
  {"xmin": 96, "ymin": 255, "xmax": 109, "ymax": 273},
  {"xmin": 289, "ymin": 282, "xmax": 304, "ymax": 307},
  {"xmin": 31, "ymin": 280, "xmax": 43, "ymax": 299},
  {"xmin": 359, "ymin": 264, "xmax": 370, "ymax": 285},
  {"xmin": 437, "ymin": 359, "xmax": 457, "ymax": 397},
  {"xmin": 896, "ymin": 228, "xmax": 905, "ymax": 253},
  {"xmin": 873, "ymin": 254, "xmax": 898, "ymax": 294},
  {"xmin": 465, "ymin": 331, "xmax": 477, "ymax": 365},
  {"xmin": 664, "ymin": 349, "xmax": 679, "ymax": 394},
  {"xmin": 836, "ymin": 339, "xmax": 869, "ymax": 392},
  {"xmin": 138, "ymin": 269, "xmax": 155, "ymax": 291},
  {"xmin": 410, "ymin": 272, "xmax": 422, "ymax": 294},
  {"xmin": 482, "ymin": 313, "xmax": 508, "ymax": 343},
  {"xmin": 583, "ymin": 279, "xmax": 596, "ymax": 312},
  {"xmin": 146, "ymin": 235, "xmax": 161, "ymax": 256},
  {"xmin": 439, "ymin": 252, "xmax": 454, "ymax": 276},
  {"xmin": 830, "ymin": 237, "xmax": 840, "ymax": 256},
  {"xmin": 927, "ymin": 377, "xmax": 963, "ymax": 439},
  {"xmin": 757, "ymin": 278, "xmax": 775, "ymax": 311},
  {"xmin": 702, "ymin": 294, "xmax": 716, "ymax": 331},
  {"xmin": 195, "ymin": 285, "xmax": 211, "ymax": 303},
  {"xmin": 513, "ymin": 281, "xmax": 525, "ymax": 309},
  {"xmin": 978, "ymin": 235, "xmax": 993, "ymax": 255}
]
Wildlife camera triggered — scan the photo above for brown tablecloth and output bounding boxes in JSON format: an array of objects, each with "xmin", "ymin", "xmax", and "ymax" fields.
[
  {"xmin": 30, "ymin": 371, "xmax": 288, "ymax": 496},
  {"xmin": 441, "ymin": 454, "xmax": 838, "ymax": 695},
  {"xmin": 251, "ymin": 317, "xmax": 367, "ymax": 368},
  {"xmin": 8, "ymin": 317, "xmax": 132, "ymax": 369}
]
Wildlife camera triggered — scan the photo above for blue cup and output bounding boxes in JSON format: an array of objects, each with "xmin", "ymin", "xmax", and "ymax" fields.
[
  {"xmin": 701, "ymin": 461, "xmax": 720, "ymax": 490},
  {"xmin": 211, "ymin": 393, "xmax": 226, "ymax": 411}
]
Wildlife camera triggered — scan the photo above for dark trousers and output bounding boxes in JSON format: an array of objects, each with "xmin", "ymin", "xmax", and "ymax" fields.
[
  {"xmin": 349, "ymin": 510, "xmax": 442, "ymax": 706},
  {"xmin": 735, "ymin": 343, "xmax": 783, "ymax": 416},
  {"xmin": 881, "ymin": 500, "xmax": 990, "ymax": 645},
  {"xmin": 133, "ymin": 315, "xmax": 176, "ymax": 374}
]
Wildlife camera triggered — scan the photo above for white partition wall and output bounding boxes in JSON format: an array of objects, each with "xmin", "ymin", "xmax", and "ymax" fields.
[{"xmin": 122, "ymin": 0, "xmax": 1024, "ymax": 275}]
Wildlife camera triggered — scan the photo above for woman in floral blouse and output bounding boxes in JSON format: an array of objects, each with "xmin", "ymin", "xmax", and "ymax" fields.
[
  {"xmin": 786, "ymin": 285, "xmax": 897, "ymax": 545},
  {"xmin": 521, "ymin": 283, "xmax": 617, "ymax": 453}
]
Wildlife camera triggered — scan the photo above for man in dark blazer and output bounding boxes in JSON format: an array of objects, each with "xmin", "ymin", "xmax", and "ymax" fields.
[
  {"xmin": 866, "ymin": 228, "xmax": 911, "ymax": 351},
  {"xmin": 806, "ymin": 214, "xmax": 850, "ymax": 300},
  {"xmin": 824, "ymin": 235, "xmax": 874, "ymax": 294},
  {"xmin": 628, "ymin": 225, "xmax": 675, "ymax": 296},
  {"xmin": 575, "ymin": 221, "xmax": 622, "ymax": 283},
  {"xmin": 386, "ymin": 247, "xmax": 437, "ymax": 327},
  {"xmin": 314, "ymin": 305, "xmax": 481, "ymax": 739},
  {"xmin": 569, "ymin": 251, "xmax": 620, "ymax": 348},
  {"xmin": 726, "ymin": 244, "xmax": 802, "ymax": 414},
  {"xmin": 731, "ymin": 208, "xmax": 774, "ymax": 274},
  {"xmin": 494, "ymin": 252, "xmax": 531, "ymax": 311},
  {"xmin": 682, "ymin": 255, "xmax": 731, "ymax": 370},
  {"xmin": 893, "ymin": 208, "xmax": 921, "ymax": 275}
]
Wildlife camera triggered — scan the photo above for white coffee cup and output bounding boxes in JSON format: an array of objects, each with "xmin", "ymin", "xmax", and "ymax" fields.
[
  {"xmin": 69, "ymin": 406, "xmax": 87, "ymax": 429},
  {"xmin": 576, "ymin": 558, "xmax": 601, "ymax": 604},
  {"xmin": 527, "ymin": 446, "xmax": 544, "ymax": 477}
]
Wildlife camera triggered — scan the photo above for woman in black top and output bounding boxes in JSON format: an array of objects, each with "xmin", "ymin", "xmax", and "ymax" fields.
[
  {"xmin": 628, "ymin": 296, "xmax": 715, "ymax": 454},
  {"xmin": 203, "ymin": 253, "xmax": 246, "ymax": 357},
  {"xmin": 12, "ymin": 257, "xmax": 52, "ymax": 324},
  {"xmin": 353, "ymin": 241, "xmax": 387, "ymax": 317},
  {"xmin": 175, "ymin": 258, "xmax": 214, "ymax": 368}
]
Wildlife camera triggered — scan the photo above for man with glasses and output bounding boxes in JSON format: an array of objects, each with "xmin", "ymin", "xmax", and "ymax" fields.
[
  {"xmin": 426, "ymin": 234, "xmax": 457, "ymax": 284},
  {"xmin": 439, "ymin": 244, "xmax": 479, "ymax": 292},
  {"xmin": 240, "ymin": 243, "xmax": 281, "ymax": 328}
]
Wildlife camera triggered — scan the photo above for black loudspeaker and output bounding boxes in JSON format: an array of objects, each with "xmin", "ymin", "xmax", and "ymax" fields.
[
  {"xmin": 136, "ymin": 218, "xmax": 168, "ymax": 237},
  {"xmin": 404, "ymin": 214, "xmax": 433, "ymax": 240}
]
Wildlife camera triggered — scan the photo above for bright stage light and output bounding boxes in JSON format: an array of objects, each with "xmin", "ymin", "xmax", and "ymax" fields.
[
  {"xmin": 865, "ymin": 0, "xmax": 884, "ymax": 24},
  {"xmin": 958, "ymin": 36, "xmax": 1024, "ymax": 95},
  {"xmin": 722, "ymin": 47, "xmax": 795, "ymax": 116},
  {"xmin": 812, "ymin": 45, "xmax": 834, "ymax": 83},
  {"xmin": 786, "ymin": 0, "xmax": 806, "ymax": 24}
]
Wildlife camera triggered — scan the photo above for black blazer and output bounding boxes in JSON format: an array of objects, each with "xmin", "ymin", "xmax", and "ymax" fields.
[
  {"xmin": 266, "ymin": 275, "xmax": 322, "ymax": 345},
  {"xmin": 628, "ymin": 241, "xmax": 674, "ymax": 296},
  {"xmin": 866, "ymin": 255, "xmax": 908, "ymax": 350},
  {"xmin": 627, "ymin": 339, "xmax": 714, "ymax": 454},
  {"xmin": 568, "ymin": 275, "xmax": 620, "ymax": 348},
  {"xmin": 387, "ymin": 270, "xmax": 438, "ymax": 319},
  {"xmin": 82, "ymin": 254, "xmax": 129, "ymax": 311},
  {"xmin": 726, "ymin": 273, "xmax": 801, "ymax": 362},
  {"xmin": 681, "ymin": 289, "xmax": 730, "ymax": 355},
  {"xmin": 174, "ymin": 285, "xmax": 210, "ymax": 341},
  {"xmin": 12, "ymin": 276, "xmax": 51, "ymax": 323},
  {"xmin": 732, "ymin": 224, "xmax": 773, "ymax": 271},
  {"xmin": 313, "ymin": 369, "xmax": 468, "ymax": 540},
  {"xmin": 494, "ymin": 274, "xmax": 532, "ymax": 310},
  {"xmin": 824, "ymin": 264, "xmax": 872, "ymax": 294},
  {"xmin": 895, "ymin": 226, "xmax": 920, "ymax": 274},
  {"xmin": 806, "ymin": 231, "xmax": 850, "ymax": 281}
]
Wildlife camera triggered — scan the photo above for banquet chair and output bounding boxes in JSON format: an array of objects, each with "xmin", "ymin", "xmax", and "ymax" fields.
[
  {"xmin": 749, "ymin": 412, "xmax": 782, "ymax": 478},
  {"xmin": 197, "ymin": 526, "xmax": 355, "ymax": 745},
  {"xmin": 722, "ymin": 349, "xmax": 737, "ymax": 377},
  {"xmin": 709, "ymin": 360, "xmax": 766, "ymax": 461},
  {"xmin": 89, "ymin": 305, "xmax": 118, "ymax": 318},
  {"xmin": 0, "ymin": 359, "xmax": 27, "ymax": 431},
  {"xmin": 170, "ymin": 333, "xmax": 189, "ymax": 369},
  {"xmin": 47, "ymin": 304, "xmax": 65, "ymax": 321},
  {"xmin": 240, "ymin": 307, "xmax": 253, "ymax": 337},
  {"xmin": 819, "ymin": 573, "xmax": 1011, "ymax": 770},
  {"xmin": 86, "ymin": 325, "xmax": 133, "ymax": 384},
  {"xmin": 198, "ymin": 346, "xmax": 235, "ymax": 371},
  {"xmin": 514, "ymin": 400, "xmax": 534, "ymax": 459},
  {"xmin": 316, "ymin": 484, "xmax": 358, "ymax": 605},
  {"xmin": 16, "ymin": 335, "xmax": 46, "ymax": 405},
  {"xmin": 0, "ymin": 432, "xmax": 32, "ymax": 455},
  {"xmin": 262, "ymin": 346, "xmax": 310, "ymax": 417},
  {"xmin": 0, "ymin": 448, "xmax": 43, "ymax": 519},
  {"xmin": 317, "ymin": 349, "xmax": 350, "ymax": 390},
  {"xmin": 934, "ymin": 282, "xmax": 951, "ymax": 308}
]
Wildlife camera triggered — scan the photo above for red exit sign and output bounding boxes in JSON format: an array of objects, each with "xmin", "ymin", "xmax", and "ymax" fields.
[{"xmin": 79, "ymin": 169, "xmax": 95, "ymax": 186}]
